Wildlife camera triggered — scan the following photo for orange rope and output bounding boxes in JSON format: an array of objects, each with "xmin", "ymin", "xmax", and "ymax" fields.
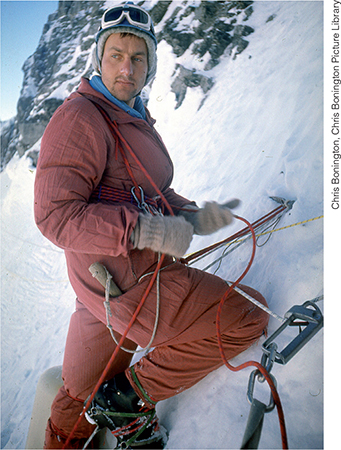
[
  {"xmin": 216, "ymin": 215, "xmax": 288, "ymax": 449},
  {"xmin": 183, "ymin": 204, "xmax": 286, "ymax": 263}
]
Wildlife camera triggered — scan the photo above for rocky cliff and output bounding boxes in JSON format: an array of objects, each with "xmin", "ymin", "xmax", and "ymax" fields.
[{"xmin": 0, "ymin": 0, "xmax": 254, "ymax": 170}]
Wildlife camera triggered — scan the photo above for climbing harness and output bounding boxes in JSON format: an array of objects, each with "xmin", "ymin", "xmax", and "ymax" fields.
[
  {"xmin": 90, "ymin": 183, "xmax": 161, "ymax": 214},
  {"xmin": 63, "ymin": 103, "xmax": 323, "ymax": 449}
]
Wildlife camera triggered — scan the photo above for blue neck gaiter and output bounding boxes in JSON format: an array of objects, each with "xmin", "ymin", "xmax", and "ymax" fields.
[{"xmin": 90, "ymin": 75, "xmax": 146, "ymax": 121}]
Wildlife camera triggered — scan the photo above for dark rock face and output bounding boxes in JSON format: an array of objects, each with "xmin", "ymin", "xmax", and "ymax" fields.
[
  {"xmin": 1, "ymin": 1, "xmax": 255, "ymax": 169},
  {"xmin": 151, "ymin": 1, "xmax": 254, "ymax": 108},
  {"xmin": 171, "ymin": 65, "xmax": 214, "ymax": 109}
]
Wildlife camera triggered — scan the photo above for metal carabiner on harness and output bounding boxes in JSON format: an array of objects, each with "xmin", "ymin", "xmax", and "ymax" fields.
[
  {"xmin": 131, "ymin": 185, "xmax": 163, "ymax": 216},
  {"xmin": 131, "ymin": 186, "xmax": 151, "ymax": 214}
]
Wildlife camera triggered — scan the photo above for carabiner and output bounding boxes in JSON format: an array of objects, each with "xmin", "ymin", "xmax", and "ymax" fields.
[
  {"xmin": 247, "ymin": 370, "xmax": 277, "ymax": 413},
  {"xmin": 262, "ymin": 301, "xmax": 323, "ymax": 365},
  {"xmin": 131, "ymin": 186, "xmax": 150, "ymax": 214},
  {"xmin": 258, "ymin": 342, "xmax": 278, "ymax": 383}
]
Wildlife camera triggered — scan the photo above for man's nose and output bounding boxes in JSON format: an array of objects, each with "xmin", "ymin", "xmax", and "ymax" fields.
[{"xmin": 120, "ymin": 58, "xmax": 133, "ymax": 76}]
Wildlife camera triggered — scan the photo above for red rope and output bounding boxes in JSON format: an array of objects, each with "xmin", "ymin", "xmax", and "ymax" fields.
[
  {"xmin": 95, "ymin": 104, "xmax": 174, "ymax": 216},
  {"xmin": 183, "ymin": 204, "xmax": 286, "ymax": 263},
  {"xmin": 216, "ymin": 215, "xmax": 288, "ymax": 449},
  {"xmin": 111, "ymin": 121, "xmax": 175, "ymax": 217}
]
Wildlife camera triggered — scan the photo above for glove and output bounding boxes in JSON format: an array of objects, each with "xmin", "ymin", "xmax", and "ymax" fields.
[
  {"xmin": 131, "ymin": 213, "xmax": 194, "ymax": 258},
  {"xmin": 180, "ymin": 199, "xmax": 240, "ymax": 235}
]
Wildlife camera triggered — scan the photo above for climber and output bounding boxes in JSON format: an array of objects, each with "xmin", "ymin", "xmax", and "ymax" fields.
[{"xmin": 34, "ymin": 2, "xmax": 269, "ymax": 448}]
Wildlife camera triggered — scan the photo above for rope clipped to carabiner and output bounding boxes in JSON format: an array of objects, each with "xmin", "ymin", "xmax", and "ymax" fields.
[{"xmin": 215, "ymin": 214, "xmax": 289, "ymax": 449}]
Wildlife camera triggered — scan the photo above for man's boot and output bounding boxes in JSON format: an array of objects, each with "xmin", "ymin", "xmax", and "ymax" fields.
[{"xmin": 85, "ymin": 372, "xmax": 167, "ymax": 449}]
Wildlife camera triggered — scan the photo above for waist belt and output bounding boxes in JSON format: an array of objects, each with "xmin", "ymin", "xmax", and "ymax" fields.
[{"xmin": 90, "ymin": 184, "xmax": 161, "ymax": 212}]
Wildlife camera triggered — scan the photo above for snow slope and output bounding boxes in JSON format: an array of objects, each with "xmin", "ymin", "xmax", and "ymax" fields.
[{"xmin": 1, "ymin": 1, "xmax": 324, "ymax": 448}]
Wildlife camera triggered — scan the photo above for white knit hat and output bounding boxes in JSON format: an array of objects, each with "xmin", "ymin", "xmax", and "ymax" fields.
[{"xmin": 92, "ymin": 25, "xmax": 157, "ymax": 86}]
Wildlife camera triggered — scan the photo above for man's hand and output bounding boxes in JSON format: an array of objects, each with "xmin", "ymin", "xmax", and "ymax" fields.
[
  {"xmin": 131, "ymin": 214, "xmax": 194, "ymax": 258},
  {"xmin": 180, "ymin": 200, "xmax": 240, "ymax": 235}
]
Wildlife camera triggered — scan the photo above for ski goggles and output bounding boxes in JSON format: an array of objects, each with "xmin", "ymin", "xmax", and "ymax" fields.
[{"xmin": 100, "ymin": 3, "xmax": 153, "ymax": 33}]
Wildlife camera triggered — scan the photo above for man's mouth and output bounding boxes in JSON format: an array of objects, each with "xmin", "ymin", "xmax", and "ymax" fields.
[{"xmin": 116, "ymin": 78, "xmax": 134, "ymax": 87}]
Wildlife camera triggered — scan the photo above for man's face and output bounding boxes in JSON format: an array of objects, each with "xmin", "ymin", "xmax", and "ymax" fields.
[{"xmin": 101, "ymin": 33, "xmax": 148, "ymax": 107}]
